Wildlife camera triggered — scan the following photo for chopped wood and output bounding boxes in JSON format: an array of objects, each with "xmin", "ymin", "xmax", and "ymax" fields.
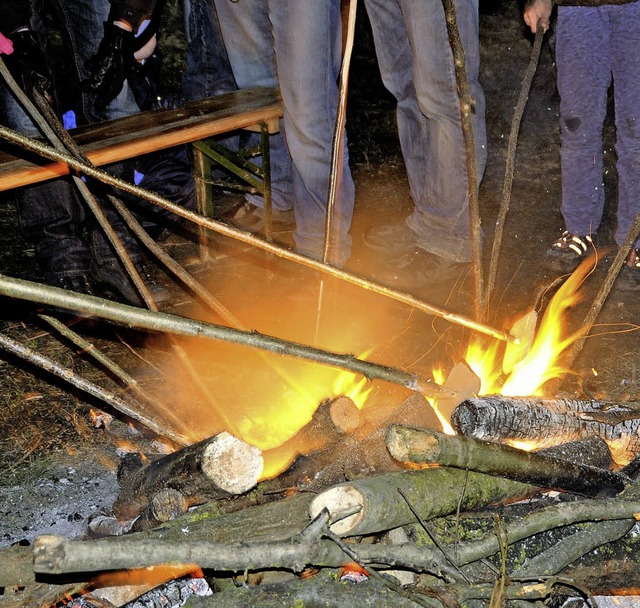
[
  {"xmin": 309, "ymin": 468, "xmax": 537, "ymax": 537},
  {"xmin": 451, "ymin": 395, "xmax": 640, "ymax": 464},
  {"xmin": 252, "ymin": 393, "xmax": 440, "ymax": 504},
  {"xmin": 385, "ymin": 426, "xmax": 628, "ymax": 497},
  {"xmin": 112, "ymin": 431, "xmax": 263, "ymax": 520}
]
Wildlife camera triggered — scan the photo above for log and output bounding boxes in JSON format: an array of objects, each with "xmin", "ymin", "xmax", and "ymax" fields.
[
  {"xmin": 451, "ymin": 395, "xmax": 640, "ymax": 465},
  {"xmin": 246, "ymin": 392, "xmax": 440, "ymax": 505},
  {"xmin": 309, "ymin": 467, "xmax": 538, "ymax": 537},
  {"xmin": 385, "ymin": 426, "xmax": 628, "ymax": 497},
  {"xmin": 261, "ymin": 397, "xmax": 363, "ymax": 481},
  {"xmin": 112, "ymin": 431, "xmax": 263, "ymax": 520},
  {"xmin": 181, "ymin": 570, "xmax": 431, "ymax": 608}
]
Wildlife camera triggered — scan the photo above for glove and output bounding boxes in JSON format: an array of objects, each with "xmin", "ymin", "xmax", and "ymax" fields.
[
  {"xmin": 3, "ymin": 29, "xmax": 52, "ymax": 102},
  {"xmin": 82, "ymin": 21, "xmax": 135, "ymax": 111}
]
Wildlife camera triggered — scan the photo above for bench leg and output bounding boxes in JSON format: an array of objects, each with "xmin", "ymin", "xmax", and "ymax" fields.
[
  {"xmin": 192, "ymin": 145, "xmax": 214, "ymax": 261},
  {"xmin": 190, "ymin": 120, "xmax": 276, "ymax": 254},
  {"xmin": 260, "ymin": 121, "xmax": 273, "ymax": 241}
]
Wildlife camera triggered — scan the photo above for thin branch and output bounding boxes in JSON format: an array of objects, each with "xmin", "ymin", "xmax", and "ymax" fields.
[
  {"xmin": 0, "ymin": 122, "xmax": 516, "ymax": 344},
  {"xmin": 485, "ymin": 28, "xmax": 544, "ymax": 314},
  {"xmin": 0, "ymin": 331, "xmax": 189, "ymax": 445},
  {"xmin": 0, "ymin": 273, "xmax": 455, "ymax": 400}
]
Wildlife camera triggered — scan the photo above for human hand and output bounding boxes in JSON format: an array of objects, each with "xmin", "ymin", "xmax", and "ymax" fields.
[
  {"xmin": 3, "ymin": 29, "xmax": 52, "ymax": 102},
  {"xmin": 523, "ymin": 0, "xmax": 553, "ymax": 34},
  {"xmin": 82, "ymin": 21, "xmax": 135, "ymax": 110}
]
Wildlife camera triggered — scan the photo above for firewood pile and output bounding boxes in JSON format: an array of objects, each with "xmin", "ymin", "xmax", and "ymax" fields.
[{"xmin": 3, "ymin": 387, "xmax": 640, "ymax": 608}]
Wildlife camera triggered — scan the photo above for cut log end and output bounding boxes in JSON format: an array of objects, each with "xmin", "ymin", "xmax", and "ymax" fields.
[
  {"xmin": 309, "ymin": 485, "xmax": 365, "ymax": 536},
  {"xmin": 386, "ymin": 425, "xmax": 439, "ymax": 463},
  {"xmin": 202, "ymin": 432, "xmax": 264, "ymax": 495},
  {"xmin": 328, "ymin": 396, "xmax": 362, "ymax": 434}
]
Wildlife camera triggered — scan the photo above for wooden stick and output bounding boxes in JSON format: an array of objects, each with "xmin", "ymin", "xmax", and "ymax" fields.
[
  {"xmin": 0, "ymin": 273, "xmax": 454, "ymax": 400},
  {"xmin": 485, "ymin": 28, "xmax": 544, "ymax": 314},
  {"xmin": 0, "ymin": 123, "xmax": 516, "ymax": 344},
  {"xmin": 441, "ymin": 0, "xmax": 484, "ymax": 318},
  {"xmin": 386, "ymin": 426, "xmax": 627, "ymax": 497},
  {"xmin": 0, "ymin": 331, "xmax": 189, "ymax": 445},
  {"xmin": 31, "ymin": 533, "xmax": 456, "ymax": 581}
]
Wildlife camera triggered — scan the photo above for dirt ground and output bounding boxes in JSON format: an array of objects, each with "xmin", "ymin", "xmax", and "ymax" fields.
[{"xmin": 1, "ymin": 0, "xmax": 639, "ymax": 575}]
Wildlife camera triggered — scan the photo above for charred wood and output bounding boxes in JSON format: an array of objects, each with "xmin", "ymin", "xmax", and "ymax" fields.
[
  {"xmin": 112, "ymin": 432, "xmax": 263, "ymax": 520},
  {"xmin": 385, "ymin": 426, "xmax": 628, "ymax": 497},
  {"xmin": 226, "ymin": 393, "xmax": 440, "ymax": 513},
  {"xmin": 451, "ymin": 395, "xmax": 640, "ymax": 465}
]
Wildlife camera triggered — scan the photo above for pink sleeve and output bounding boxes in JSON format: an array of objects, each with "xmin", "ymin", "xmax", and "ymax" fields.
[{"xmin": 0, "ymin": 33, "xmax": 14, "ymax": 55}]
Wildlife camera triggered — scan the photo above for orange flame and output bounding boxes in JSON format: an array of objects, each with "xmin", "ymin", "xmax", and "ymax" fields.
[{"xmin": 429, "ymin": 260, "xmax": 594, "ymax": 435}]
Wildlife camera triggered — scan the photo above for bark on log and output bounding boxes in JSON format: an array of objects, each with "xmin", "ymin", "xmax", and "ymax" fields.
[
  {"xmin": 241, "ymin": 392, "xmax": 440, "ymax": 507},
  {"xmin": 112, "ymin": 431, "xmax": 263, "ymax": 520},
  {"xmin": 31, "ymin": 534, "xmax": 458, "ymax": 580},
  {"xmin": 451, "ymin": 395, "xmax": 640, "ymax": 465},
  {"xmin": 386, "ymin": 426, "xmax": 627, "ymax": 497},
  {"xmin": 309, "ymin": 467, "xmax": 538, "ymax": 537},
  {"xmin": 185, "ymin": 571, "xmax": 433, "ymax": 608}
]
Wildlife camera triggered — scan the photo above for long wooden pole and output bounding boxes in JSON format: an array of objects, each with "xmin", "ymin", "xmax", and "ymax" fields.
[
  {"xmin": 0, "ymin": 273, "xmax": 455, "ymax": 399},
  {"xmin": 0, "ymin": 123, "xmax": 515, "ymax": 344}
]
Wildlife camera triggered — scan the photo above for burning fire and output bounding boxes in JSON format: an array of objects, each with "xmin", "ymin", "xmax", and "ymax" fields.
[{"xmin": 429, "ymin": 259, "xmax": 594, "ymax": 438}]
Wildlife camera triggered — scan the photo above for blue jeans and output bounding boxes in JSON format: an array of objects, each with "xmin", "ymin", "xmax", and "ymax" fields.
[
  {"xmin": 0, "ymin": 0, "xmax": 149, "ymax": 282},
  {"xmin": 556, "ymin": 3, "xmax": 640, "ymax": 248},
  {"xmin": 364, "ymin": 0, "xmax": 487, "ymax": 263},
  {"xmin": 182, "ymin": 0, "xmax": 236, "ymax": 101},
  {"xmin": 213, "ymin": 0, "xmax": 355, "ymax": 265}
]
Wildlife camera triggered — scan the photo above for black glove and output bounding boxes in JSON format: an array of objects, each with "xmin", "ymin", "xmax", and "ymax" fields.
[
  {"xmin": 82, "ymin": 21, "xmax": 135, "ymax": 111},
  {"xmin": 4, "ymin": 29, "xmax": 53, "ymax": 103}
]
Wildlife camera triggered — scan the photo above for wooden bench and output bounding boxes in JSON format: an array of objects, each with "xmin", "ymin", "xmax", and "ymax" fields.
[{"xmin": 0, "ymin": 87, "xmax": 284, "ymax": 253}]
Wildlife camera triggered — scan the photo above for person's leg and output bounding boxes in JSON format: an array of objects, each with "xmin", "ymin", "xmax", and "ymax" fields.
[
  {"xmin": 400, "ymin": 0, "xmax": 486, "ymax": 264},
  {"xmin": 555, "ymin": 6, "xmax": 611, "ymax": 239},
  {"xmin": 363, "ymin": 0, "xmax": 428, "ymax": 206},
  {"xmin": 182, "ymin": 0, "xmax": 237, "ymax": 100},
  {"xmin": 610, "ymin": 3, "xmax": 640, "ymax": 249},
  {"xmin": 269, "ymin": 0, "xmax": 354, "ymax": 266},
  {"xmin": 0, "ymin": 0, "xmax": 92, "ymax": 288},
  {"xmin": 213, "ymin": 0, "xmax": 293, "ymax": 212}
]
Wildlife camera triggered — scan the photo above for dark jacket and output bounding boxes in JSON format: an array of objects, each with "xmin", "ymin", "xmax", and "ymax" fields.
[{"xmin": 1, "ymin": 1, "xmax": 31, "ymax": 35}]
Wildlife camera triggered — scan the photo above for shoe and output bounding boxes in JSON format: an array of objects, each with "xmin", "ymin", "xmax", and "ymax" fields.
[
  {"xmin": 363, "ymin": 220, "xmax": 419, "ymax": 253},
  {"xmin": 92, "ymin": 261, "xmax": 170, "ymax": 307},
  {"xmin": 616, "ymin": 248, "xmax": 640, "ymax": 292},
  {"xmin": 545, "ymin": 231, "xmax": 595, "ymax": 272},
  {"xmin": 371, "ymin": 249, "xmax": 470, "ymax": 292},
  {"xmin": 227, "ymin": 202, "xmax": 295, "ymax": 233}
]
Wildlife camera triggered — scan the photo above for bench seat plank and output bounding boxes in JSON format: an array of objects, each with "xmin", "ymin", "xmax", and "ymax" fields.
[{"xmin": 0, "ymin": 87, "xmax": 283, "ymax": 192}]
